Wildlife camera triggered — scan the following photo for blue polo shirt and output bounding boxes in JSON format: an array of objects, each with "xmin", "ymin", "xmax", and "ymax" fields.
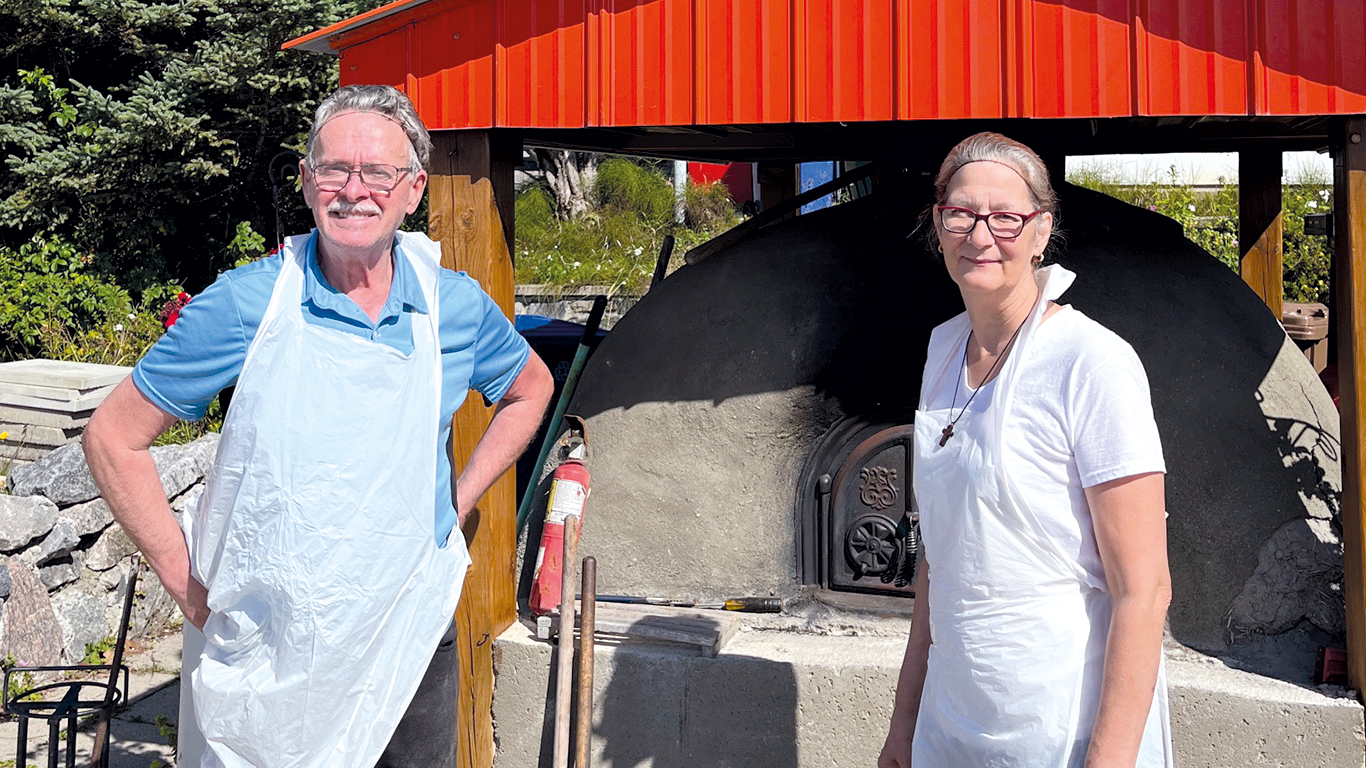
[{"xmin": 132, "ymin": 231, "xmax": 532, "ymax": 546}]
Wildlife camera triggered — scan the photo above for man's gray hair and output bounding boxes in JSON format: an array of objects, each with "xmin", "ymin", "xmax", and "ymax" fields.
[{"xmin": 305, "ymin": 85, "xmax": 433, "ymax": 171}]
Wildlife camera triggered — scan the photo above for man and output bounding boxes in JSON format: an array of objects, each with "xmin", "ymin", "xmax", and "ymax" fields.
[{"xmin": 83, "ymin": 85, "xmax": 554, "ymax": 768}]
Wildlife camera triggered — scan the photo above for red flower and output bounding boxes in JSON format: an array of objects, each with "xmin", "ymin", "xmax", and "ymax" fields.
[{"xmin": 161, "ymin": 292, "xmax": 193, "ymax": 329}]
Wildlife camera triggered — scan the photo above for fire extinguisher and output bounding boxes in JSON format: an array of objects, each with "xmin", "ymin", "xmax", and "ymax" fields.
[{"xmin": 530, "ymin": 432, "xmax": 591, "ymax": 615}]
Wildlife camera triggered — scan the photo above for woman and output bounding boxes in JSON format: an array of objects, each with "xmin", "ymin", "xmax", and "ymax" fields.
[{"xmin": 878, "ymin": 133, "xmax": 1173, "ymax": 768}]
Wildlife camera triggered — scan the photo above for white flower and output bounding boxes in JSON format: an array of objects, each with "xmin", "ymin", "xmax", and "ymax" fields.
[
  {"xmin": 127, "ymin": 313, "xmax": 136, "ymax": 319},
  {"xmin": 573, "ymin": 261, "xmax": 581, "ymax": 268},
  {"xmin": 1187, "ymin": 204, "xmax": 1196, "ymax": 212},
  {"xmin": 1307, "ymin": 200, "xmax": 1318, "ymax": 209},
  {"xmin": 634, "ymin": 246, "xmax": 643, "ymax": 256},
  {"xmin": 1321, "ymin": 190, "xmax": 1331, "ymax": 200},
  {"xmin": 113, "ymin": 324, "xmax": 123, "ymax": 332}
]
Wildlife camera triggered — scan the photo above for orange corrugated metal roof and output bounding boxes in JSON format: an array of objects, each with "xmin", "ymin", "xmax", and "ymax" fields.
[{"xmin": 283, "ymin": 0, "xmax": 1366, "ymax": 130}]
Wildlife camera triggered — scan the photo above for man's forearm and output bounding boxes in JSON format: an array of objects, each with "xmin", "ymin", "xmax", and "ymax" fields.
[
  {"xmin": 455, "ymin": 356, "xmax": 554, "ymax": 523},
  {"xmin": 455, "ymin": 398, "xmax": 544, "ymax": 522},
  {"xmin": 83, "ymin": 379, "xmax": 209, "ymax": 628}
]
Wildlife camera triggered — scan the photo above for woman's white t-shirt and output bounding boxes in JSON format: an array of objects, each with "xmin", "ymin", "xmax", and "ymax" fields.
[{"xmin": 920, "ymin": 303, "xmax": 1166, "ymax": 592}]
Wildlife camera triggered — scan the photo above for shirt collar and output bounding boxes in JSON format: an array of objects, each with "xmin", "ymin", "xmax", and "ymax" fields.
[{"xmin": 302, "ymin": 230, "xmax": 431, "ymax": 323}]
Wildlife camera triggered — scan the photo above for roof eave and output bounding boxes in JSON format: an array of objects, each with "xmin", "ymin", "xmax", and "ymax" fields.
[{"xmin": 283, "ymin": 0, "xmax": 436, "ymax": 55}]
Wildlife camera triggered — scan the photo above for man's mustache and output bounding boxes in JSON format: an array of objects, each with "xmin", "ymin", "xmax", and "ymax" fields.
[{"xmin": 327, "ymin": 201, "xmax": 382, "ymax": 216}]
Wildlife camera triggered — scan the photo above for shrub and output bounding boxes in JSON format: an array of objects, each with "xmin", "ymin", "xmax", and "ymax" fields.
[
  {"xmin": 515, "ymin": 159, "xmax": 741, "ymax": 290},
  {"xmin": 1066, "ymin": 162, "xmax": 1332, "ymax": 305},
  {"xmin": 684, "ymin": 181, "xmax": 738, "ymax": 230},
  {"xmin": 0, "ymin": 233, "xmax": 134, "ymax": 359},
  {"xmin": 592, "ymin": 158, "xmax": 675, "ymax": 225}
]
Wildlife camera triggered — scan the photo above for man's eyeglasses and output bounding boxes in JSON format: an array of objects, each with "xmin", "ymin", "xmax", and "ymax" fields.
[
  {"xmin": 936, "ymin": 206, "xmax": 1042, "ymax": 238},
  {"xmin": 308, "ymin": 163, "xmax": 415, "ymax": 193}
]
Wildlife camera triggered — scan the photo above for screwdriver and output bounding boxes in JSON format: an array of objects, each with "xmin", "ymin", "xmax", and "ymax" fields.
[{"xmin": 695, "ymin": 598, "xmax": 782, "ymax": 613}]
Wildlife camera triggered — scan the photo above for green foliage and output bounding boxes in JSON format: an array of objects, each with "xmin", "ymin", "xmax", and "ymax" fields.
[
  {"xmin": 82, "ymin": 636, "xmax": 117, "ymax": 665},
  {"xmin": 0, "ymin": 233, "xmax": 134, "ymax": 357},
  {"xmin": 1281, "ymin": 164, "xmax": 1333, "ymax": 304},
  {"xmin": 0, "ymin": 0, "xmax": 387, "ymax": 292},
  {"xmin": 226, "ymin": 220, "xmax": 269, "ymax": 269},
  {"xmin": 592, "ymin": 158, "xmax": 675, "ymax": 224},
  {"xmin": 1066, "ymin": 162, "xmax": 1333, "ymax": 305},
  {"xmin": 684, "ymin": 181, "xmax": 736, "ymax": 230},
  {"xmin": 154, "ymin": 712, "xmax": 179, "ymax": 761},
  {"xmin": 1, "ymin": 655, "xmax": 38, "ymax": 706},
  {"xmin": 155, "ymin": 395, "xmax": 224, "ymax": 446},
  {"xmin": 514, "ymin": 160, "xmax": 740, "ymax": 289}
]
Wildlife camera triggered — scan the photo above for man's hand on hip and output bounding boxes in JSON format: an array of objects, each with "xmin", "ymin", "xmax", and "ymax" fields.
[
  {"xmin": 84, "ymin": 378, "xmax": 209, "ymax": 630},
  {"xmin": 455, "ymin": 352, "xmax": 555, "ymax": 524}
]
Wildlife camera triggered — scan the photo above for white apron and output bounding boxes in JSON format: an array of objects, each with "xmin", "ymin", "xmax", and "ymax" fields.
[
  {"xmin": 176, "ymin": 232, "xmax": 471, "ymax": 768},
  {"xmin": 910, "ymin": 266, "xmax": 1172, "ymax": 768}
]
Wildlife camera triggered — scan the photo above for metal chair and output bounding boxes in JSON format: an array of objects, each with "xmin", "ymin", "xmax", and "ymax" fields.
[{"xmin": 3, "ymin": 558, "xmax": 140, "ymax": 768}]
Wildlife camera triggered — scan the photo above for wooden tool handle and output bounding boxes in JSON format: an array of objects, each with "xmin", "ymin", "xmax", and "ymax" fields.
[
  {"xmin": 552, "ymin": 515, "xmax": 581, "ymax": 768},
  {"xmin": 574, "ymin": 557, "xmax": 597, "ymax": 768}
]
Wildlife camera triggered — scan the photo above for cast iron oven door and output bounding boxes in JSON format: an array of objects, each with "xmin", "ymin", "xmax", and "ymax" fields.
[{"xmin": 820, "ymin": 424, "xmax": 919, "ymax": 596}]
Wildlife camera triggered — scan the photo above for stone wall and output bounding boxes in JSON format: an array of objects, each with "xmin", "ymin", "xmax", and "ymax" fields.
[
  {"xmin": 515, "ymin": 285, "xmax": 640, "ymax": 329},
  {"xmin": 0, "ymin": 435, "xmax": 216, "ymax": 666}
]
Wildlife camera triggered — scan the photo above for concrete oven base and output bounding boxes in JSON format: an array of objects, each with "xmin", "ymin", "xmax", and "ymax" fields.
[{"xmin": 492, "ymin": 622, "xmax": 1364, "ymax": 768}]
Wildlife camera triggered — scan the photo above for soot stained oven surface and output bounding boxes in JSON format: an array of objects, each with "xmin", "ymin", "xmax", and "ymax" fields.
[{"xmin": 804, "ymin": 420, "xmax": 920, "ymax": 598}]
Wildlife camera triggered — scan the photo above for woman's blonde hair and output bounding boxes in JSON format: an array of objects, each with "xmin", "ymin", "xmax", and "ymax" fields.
[{"xmin": 926, "ymin": 132, "xmax": 1059, "ymax": 258}]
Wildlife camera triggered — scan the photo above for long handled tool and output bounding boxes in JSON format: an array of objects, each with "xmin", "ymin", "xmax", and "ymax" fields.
[
  {"xmin": 552, "ymin": 515, "xmax": 582, "ymax": 768},
  {"xmin": 574, "ymin": 557, "xmax": 597, "ymax": 768},
  {"xmin": 517, "ymin": 297, "xmax": 608, "ymax": 536}
]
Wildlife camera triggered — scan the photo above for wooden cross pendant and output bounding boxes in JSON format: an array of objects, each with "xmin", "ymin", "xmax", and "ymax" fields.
[{"xmin": 939, "ymin": 423, "xmax": 954, "ymax": 447}]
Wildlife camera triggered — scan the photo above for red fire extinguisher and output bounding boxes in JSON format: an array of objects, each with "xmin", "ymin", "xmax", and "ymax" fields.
[{"xmin": 530, "ymin": 439, "xmax": 591, "ymax": 615}]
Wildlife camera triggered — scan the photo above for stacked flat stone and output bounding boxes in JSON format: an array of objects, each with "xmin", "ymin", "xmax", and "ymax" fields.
[
  {"xmin": 0, "ymin": 360, "xmax": 130, "ymax": 462},
  {"xmin": 1, "ymin": 434, "xmax": 217, "ymax": 666}
]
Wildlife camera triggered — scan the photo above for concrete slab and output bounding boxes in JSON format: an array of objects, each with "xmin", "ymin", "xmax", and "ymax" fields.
[
  {"xmin": 0, "ymin": 387, "xmax": 116, "ymax": 412},
  {"xmin": 0, "ymin": 423, "xmax": 80, "ymax": 448},
  {"xmin": 0, "ymin": 443, "xmax": 55, "ymax": 462},
  {"xmin": 0, "ymin": 406, "xmax": 93, "ymax": 430},
  {"xmin": 0, "ymin": 361, "xmax": 130, "ymax": 391},
  {"xmin": 0, "ymin": 381, "xmax": 114, "ymax": 403},
  {"xmin": 492, "ymin": 621, "xmax": 1365, "ymax": 768},
  {"xmin": 0, "ymin": 628, "xmax": 182, "ymax": 768}
]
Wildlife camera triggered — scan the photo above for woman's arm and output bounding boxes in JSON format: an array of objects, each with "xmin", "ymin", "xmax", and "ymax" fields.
[
  {"xmin": 878, "ymin": 557, "xmax": 932, "ymax": 768},
  {"xmin": 1084, "ymin": 471, "xmax": 1171, "ymax": 768}
]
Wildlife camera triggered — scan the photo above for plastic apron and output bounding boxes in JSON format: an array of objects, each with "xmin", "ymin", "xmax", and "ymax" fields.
[
  {"xmin": 910, "ymin": 265, "xmax": 1172, "ymax": 768},
  {"xmin": 176, "ymin": 232, "xmax": 471, "ymax": 768}
]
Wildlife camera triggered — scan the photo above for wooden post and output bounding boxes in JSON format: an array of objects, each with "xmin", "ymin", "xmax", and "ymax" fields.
[
  {"xmin": 1238, "ymin": 149, "xmax": 1284, "ymax": 320},
  {"xmin": 1332, "ymin": 118, "xmax": 1366, "ymax": 691},
  {"xmin": 757, "ymin": 161, "xmax": 796, "ymax": 214},
  {"xmin": 428, "ymin": 128, "xmax": 521, "ymax": 768}
]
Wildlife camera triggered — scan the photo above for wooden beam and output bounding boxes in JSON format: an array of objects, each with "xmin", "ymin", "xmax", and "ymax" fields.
[
  {"xmin": 1332, "ymin": 118, "xmax": 1366, "ymax": 691},
  {"xmin": 428, "ymin": 128, "xmax": 521, "ymax": 768},
  {"xmin": 1239, "ymin": 149, "xmax": 1284, "ymax": 320}
]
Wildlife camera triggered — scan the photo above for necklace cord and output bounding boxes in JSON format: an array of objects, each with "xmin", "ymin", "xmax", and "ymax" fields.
[{"xmin": 945, "ymin": 313, "xmax": 1030, "ymax": 432}]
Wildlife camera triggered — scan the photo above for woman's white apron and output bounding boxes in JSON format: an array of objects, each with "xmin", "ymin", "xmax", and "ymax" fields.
[
  {"xmin": 176, "ymin": 232, "xmax": 470, "ymax": 768},
  {"xmin": 910, "ymin": 265, "xmax": 1171, "ymax": 768}
]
